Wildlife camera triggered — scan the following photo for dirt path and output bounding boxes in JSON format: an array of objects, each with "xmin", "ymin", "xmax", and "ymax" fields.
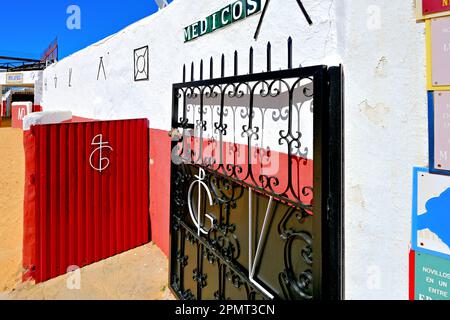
[
  {"xmin": 0, "ymin": 126, "xmax": 173, "ymax": 300},
  {"xmin": 0, "ymin": 127, "xmax": 24, "ymax": 291},
  {"xmin": 0, "ymin": 243, "xmax": 173, "ymax": 300}
]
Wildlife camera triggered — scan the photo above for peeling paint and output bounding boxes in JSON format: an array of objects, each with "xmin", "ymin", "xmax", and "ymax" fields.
[{"xmin": 358, "ymin": 100, "xmax": 390, "ymax": 126}]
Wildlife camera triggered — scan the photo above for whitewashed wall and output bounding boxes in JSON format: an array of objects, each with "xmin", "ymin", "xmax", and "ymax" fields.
[{"xmin": 41, "ymin": 0, "xmax": 428, "ymax": 300}]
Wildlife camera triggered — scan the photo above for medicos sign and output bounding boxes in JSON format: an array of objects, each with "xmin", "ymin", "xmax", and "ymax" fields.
[{"xmin": 183, "ymin": 0, "xmax": 261, "ymax": 42}]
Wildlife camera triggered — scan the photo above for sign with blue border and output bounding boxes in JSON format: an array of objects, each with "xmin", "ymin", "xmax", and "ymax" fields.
[
  {"xmin": 412, "ymin": 167, "xmax": 450, "ymax": 260},
  {"xmin": 428, "ymin": 91, "xmax": 450, "ymax": 175}
]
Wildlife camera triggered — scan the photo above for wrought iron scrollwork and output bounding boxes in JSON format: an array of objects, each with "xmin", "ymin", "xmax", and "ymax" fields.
[{"xmin": 169, "ymin": 61, "xmax": 341, "ymax": 301}]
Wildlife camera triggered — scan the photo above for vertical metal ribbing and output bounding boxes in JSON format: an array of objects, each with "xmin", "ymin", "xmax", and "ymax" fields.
[
  {"xmin": 85, "ymin": 122, "xmax": 93, "ymax": 265},
  {"xmin": 117, "ymin": 120, "xmax": 124, "ymax": 254},
  {"xmin": 49, "ymin": 124, "xmax": 58, "ymax": 279},
  {"xmin": 101, "ymin": 122, "xmax": 109, "ymax": 260},
  {"xmin": 29, "ymin": 119, "xmax": 151, "ymax": 283},
  {"xmin": 59, "ymin": 124, "xmax": 67, "ymax": 276},
  {"xmin": 77, "ymin": 123, "xmax": 85, "ymax": 267},
  {"xmin": 68, "ymin": 124, "xmax": 75, "ymax": 267}
]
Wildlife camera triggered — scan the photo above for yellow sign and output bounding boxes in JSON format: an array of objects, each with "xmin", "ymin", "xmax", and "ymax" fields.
[{"xmin": 426, "ymin": 18, "xmax": 450, "ymax": 90}]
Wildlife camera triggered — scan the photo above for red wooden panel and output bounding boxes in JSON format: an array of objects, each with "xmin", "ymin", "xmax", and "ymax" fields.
[{"xmin": 23, "ymin": 119, "xmax": 150, "ymax": 283}]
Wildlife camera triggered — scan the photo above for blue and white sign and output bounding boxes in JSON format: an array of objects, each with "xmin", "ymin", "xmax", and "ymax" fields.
[
  {"xmin": 6, "ymin": 73, "xmax": 23, "ymax": 84},
  {"xmin": 412, "ymin": 167, "xmax": 450, "ymax": 260}
]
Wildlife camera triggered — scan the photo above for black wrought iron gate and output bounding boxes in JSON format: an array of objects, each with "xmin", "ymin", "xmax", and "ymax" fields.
[{"xmin": 169, "ymin": 41, "xmax": 344, "ymax": 300}]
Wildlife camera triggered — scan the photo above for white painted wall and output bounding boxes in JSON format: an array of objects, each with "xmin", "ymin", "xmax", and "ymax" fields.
[{"xmin": 41, "ymin": 0, "xmax": 428, "ymax": 300}]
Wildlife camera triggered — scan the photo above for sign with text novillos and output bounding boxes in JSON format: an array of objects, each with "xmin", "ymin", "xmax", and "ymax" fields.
[
  {"xmin": 184, "ymin": 0, "xmax": 261, "ymax": 42},
  {"xmin": 413, "ymin": 251, "xmax": 450, "ymax": 300}
]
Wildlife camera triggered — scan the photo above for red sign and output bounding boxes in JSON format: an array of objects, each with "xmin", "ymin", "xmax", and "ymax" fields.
[
  {"xmin": 11, "ymin": 105, "xmax": 30, "ymax": 129},
  {"xmin": 423, "ymin": 0, "xmax": 450, "ymax": 15}
]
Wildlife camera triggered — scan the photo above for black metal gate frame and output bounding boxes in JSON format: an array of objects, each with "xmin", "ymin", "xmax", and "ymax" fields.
[{"xmin": 169, "ymin": 57, "xmax": 344, "ymax": 300}]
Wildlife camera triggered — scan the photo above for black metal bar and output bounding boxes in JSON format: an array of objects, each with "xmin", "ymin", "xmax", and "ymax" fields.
[
  {"xmin": 210, "ymin": 57, "xmax": 214, "ymax": 79},
  {"xmin": 200, "ymin": 59, "xmax": 203, "ymax": 81},
  {"xmin": 0, "ymin": 55, "xmax": 40, "ymax": 63},
  {"xmin": 249, "ymin": 47, "xmax": 254, "ymax": 75},
  {"xmin": 267, "ymin": 42, "xmax": 271, "ymax": 72},
  {"xmin": 173, "ymin": 65, "xmax": 324, "ymax": 89},
  {"xmin": 326, "ymin": 65, "xmax": 345, "ymax": 300},
  {"xmin": 288, "ymin": 37, "xmax": 293, "ymax": 69},
  {"xmin": 183, "ymin": 64, "xmax": 186, "ymax": 83},
  {"xmin": 296, "ymin": 0, "xmax": 313, "ymax": 25},
  {"xmin": 168, "ymin": 83, "xmax": 181, "ymax": 299},
  {"xmin": 234, "ymin": 51, "xmax": 238, "ymax": 76},
  {"xmin": 311, "ymin": 66, "xmax": 328, "ymax": 300},
  {"xmin": 254, "ymin": 0, "xmax": 271, "ymax": 40},
  {"xmin": 191, "ymin": 62, "xmax": 194, "ymax": 82},
  {"xmin": 221, "ymin": 54, "xmax": 225, "ymax": 78}
]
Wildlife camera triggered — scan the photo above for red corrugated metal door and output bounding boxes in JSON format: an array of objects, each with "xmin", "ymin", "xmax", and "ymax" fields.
[{"xmin": 23, "ymin": 119, "xmax": 150, "ymax": 283}]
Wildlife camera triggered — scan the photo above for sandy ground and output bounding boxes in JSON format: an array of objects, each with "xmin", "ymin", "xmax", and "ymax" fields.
[
  {"xmin": 0, "ymin": 126, "xmax": 24, "ymax": 292},
  {"xmin": 0, "ymin": 124, "xmax": 173, "ymax": 300}
]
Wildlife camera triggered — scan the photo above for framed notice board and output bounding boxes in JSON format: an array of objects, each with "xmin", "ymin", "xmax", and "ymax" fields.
[
  {"xmin": 427, "ymin": 17, "xmax": 450, "ymax": 90},
  {"xmin": 412, "ymin": 167, "xmax": 450, "ymax": 260},
  {"xmin": 428, "ymin": 91, "xmax": 450, "ymax": 175}
]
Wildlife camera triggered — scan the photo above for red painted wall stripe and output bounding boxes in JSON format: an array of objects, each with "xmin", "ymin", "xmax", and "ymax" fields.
[
  {"xmin": 409, "ymin": 250, "xmax": 415, "ymax": 300},
  {"xmin": 23, "ymin": 119, "xmax": 150, "ymax": 283},
  {"xmin": 148, "ymin": 128, "xmax": 314, "ymax": 257}
]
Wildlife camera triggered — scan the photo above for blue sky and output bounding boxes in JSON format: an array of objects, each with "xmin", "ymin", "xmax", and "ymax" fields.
[{"xmin": 1, "ymin": 1, "xmax": 169, "ymax": 60}]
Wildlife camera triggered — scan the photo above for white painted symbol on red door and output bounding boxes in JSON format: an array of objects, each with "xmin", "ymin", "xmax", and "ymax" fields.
[{"xmin": 89, "ymin": 134, "xmax": 113, "ymax": 172}]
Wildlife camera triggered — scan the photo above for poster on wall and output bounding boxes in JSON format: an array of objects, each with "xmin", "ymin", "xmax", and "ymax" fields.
[
  {"xmin": 412, "ymin": 167, "xmax": 450, "ymax": 260},
  {"xmin": 427, "ymin": 16, "xmax": 450, "ymax": 90},
  {"xmin": 412, "ymin": 250, "xmax": 450, "ymax": 300},
  {"xmin": 429, "ymin": 91, "xmax": 450, "ymax": 174}
]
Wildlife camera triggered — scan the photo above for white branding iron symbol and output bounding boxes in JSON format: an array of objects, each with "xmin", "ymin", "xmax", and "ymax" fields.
[
  {"xmin": 188, "ymin": 168, "xmax": 215, "ymax": 236},
  {"xmin": 89, "ymin": 134, "xmax": 113, "ymax": 172},
  {"xmin": 249, "ymin": 188, "xmax": 275, "ymax": 299}
]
